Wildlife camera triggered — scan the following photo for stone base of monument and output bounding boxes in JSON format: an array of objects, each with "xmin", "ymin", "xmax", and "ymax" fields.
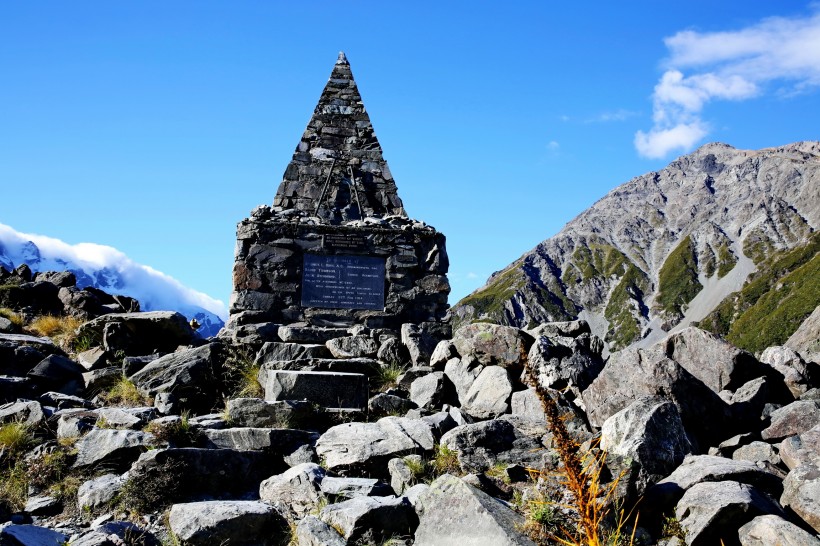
[{"xmin": 263, "ymin": 370, "xmax": 369, "ymax": 411}]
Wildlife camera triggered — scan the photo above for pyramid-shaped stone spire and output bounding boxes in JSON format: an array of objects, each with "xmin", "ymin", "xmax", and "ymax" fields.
[{"xmin": 273, "ymin": 52, "xmax": 407, "ymax": 223}]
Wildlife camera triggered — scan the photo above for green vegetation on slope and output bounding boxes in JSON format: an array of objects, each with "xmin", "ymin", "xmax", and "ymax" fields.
[
  {"xmin": 604, "ymin": 263, "xmax": 649, "ymax": 350},
  {"xmin": 700, "ymin": 232, "xmax": 819, "ymax": 353},
  {"xmin": 563, "ymin": 242, "xmax": 632, "ymax": 286},
  {"xmin": 457, "ymin": 266, "xmax": 526, "ymax": 320},
  {"xmin": 655, "ymin": 236, "xmax": 702, "ymax": 319},
  {"xmin": 716, "ymin": 243, "xmax": 737, "ymax": 278}
]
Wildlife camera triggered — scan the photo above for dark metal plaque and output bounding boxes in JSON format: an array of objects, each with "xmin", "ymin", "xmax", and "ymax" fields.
[
  {"xmin": 301, "ymin": 254, "xmax": 385, "ymax": 310},
  {"xmin": 322, "ymin": 233, "xmax": 368, "ymax": 251}
]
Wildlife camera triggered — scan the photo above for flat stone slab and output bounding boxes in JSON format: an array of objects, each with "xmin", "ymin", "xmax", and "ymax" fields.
[{"xmin": 264, "ymin": 370, "xmax": 368, "ymax": 410}]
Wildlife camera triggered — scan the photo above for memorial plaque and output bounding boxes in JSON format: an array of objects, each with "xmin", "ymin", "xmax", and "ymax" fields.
[
  {"xmin": 301, "ymin": 254, "xmax": 385, "ymax": 310},
  {"xmin": 322, "ymin": 233, "xmax": 368, "ymax": 251}
]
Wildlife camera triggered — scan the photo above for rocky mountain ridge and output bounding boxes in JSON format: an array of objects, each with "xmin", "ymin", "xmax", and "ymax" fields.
[{"xmin": 453, "ymin": 141, "xmax": 820, "ymax": 352}]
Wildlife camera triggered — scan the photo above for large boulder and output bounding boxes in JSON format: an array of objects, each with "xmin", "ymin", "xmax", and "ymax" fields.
[
  {"xmin": 739, "ymin": 514, "xmax": 820, "ymax": 546},
  {"xmin": 130, "ymin": 343, "xmax": 223, "ymax": 412},
  {"xmin": 27, "ymin": 354, "xmax": 85, "ymax": 394},
  {"xmin": 200, "ymin": 428, "xmax": 317, "ymax": 460},
  {"xmin": 295, "ymin": 515, "xmax": 346, "ymax": 546},
  {"xmin": 73, "ymin": 429, "xmax": 154, "ymax": 471},
  {"xmin": 780, "ymin": 424, "xmax": 820, "ymax": 470},
  {"xmin": 665, "ymin": 327, "xmax": 763, "ymax": 393},
  {"xmin": 451, "ymin": 323, "xmax": 529, "ymax": 368},
  {"xmin": 78, "ymin": 311, "xmax": 196, "ymax": 355},
  {"xmin": 760, "ymin": 346, "xmax": 814, "ymax": 398},
  {"xmin": 315, "ymin": 416, "xmax": 435, "ymax": 475},
  {"xmin": 675, "ymin": 481, "xmax": 784, "ymax": 545},
  {"xmin": 259, "ymin": 463, "xmax": 326, "ymax": 520},
  {"xmin": 582, "ymin": 344, "xmax": 732, "ymax": 447},
  {"xmin": 439, "ymin": 419, "xmax": 544, "ymax": 473},
  {"xmin": 761, "ymin": 400, "xmax": 820, "ymax": 441},
  {"xmin": 0, "ymin": 524, "xmax": 67, "ymax": 546},
  {"xmin": 0, "ymin": 400, "xmax": 45, "ymax": 426},
  {"xmin": 786, "ymin": 306, "xmax": 820, "ymax": 364},
  {"xmin": 254, "ymin": 342, "xmax": 330, "ymax": 366},
  {"xmin": 168, "ymin": 500, "xmax": 287, "ymax": 546},
  {"xmin": 461, "ymin": 366, "xmax": 514, "ymax": 419},
  {"xmin": 401, "ymin": 322, "xmax": 451, "ymax": 367},
  {"xmin": 77, "ymin": 473, "xmax": 125, "ymax": 513},
  {"xmin": 600, "ymin": 396, "xmax": 692, "ymax": 495},
  {"xmin": 318, "ymin": 495, "xmax": 417, "ymax": 544},
  {"xmin": 443, "ymin": 357, "xmax": 482, "ymax": 404},
  {"xmin": 226, "ymin": 397, "xmax": 317, "ymax": 429},
  {"xmin": 409, "ymin": 371, "xmax": 452, "ymax": 410},
  {"xmin": 326, "ymin": 335, "xmax": 378, "ymax": 359},
  {"xmin": 414, "ymin": 474, "xmax": 536, "ymax": 546},
  {"xmin": 263, "ymin": 370, "xmax": 368, "ymax": 410},
  {"xmin": 781, "ymin": 463, "xmax": 820, "ymax": 533},
  {"xmin": 527, "ymin": 329, "xmax": 604, "ymax": 405}
]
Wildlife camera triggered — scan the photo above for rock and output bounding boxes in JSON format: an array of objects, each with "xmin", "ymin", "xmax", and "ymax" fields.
[
  {"xmin": 376, "ymin": 336, "xmax": 410, "ymax": 367},
  {"xmin": 582, "ymin": 344, "xmax": 732, "ymax": 447},
  {"xmin": 0, "ymin": 316, "xmax": 15, "ymax": 334},
  {"xmin": 647, "ymin": 455, "xmax": 784, "ymax": 511},
  {"xmin": 739, "ymin": 514, "xmax": 820, "ymax": 545},
  {"xmin": 27, "ymin": 354, "xmax": 85, "ymax": 394},
  {"xmin": 401, "ymin": 322, "xmax": 451, "ymax": 367},
  {"xmin": 409, "ymin": 371, "xmax": 451, "ymax": 410},
  {"xmin": 368, "ymin": 393, "xmax": 416, "ymax": 417},
  {"xmin": 78, "ymin": 311, "xmax": 195, "ymax": 355},
  {"xmin": 781, "ymin": 463, "xmax": 820, "ymax": 533},
  {"xmin": 675, "ymin": 481, "xmax": 785, "ymax": 545},
  {"xmin": 731, "ymin": 377, "xmax": 771, "ymax": 428},
  {"xmin": 226, "ymin": 397, "xmax": 317, "ymax": 429},
  {"xmin": 122, "ymin": 354, "xmax": 161, "ymax": 377},
  {"xmin": 259, "ymin": 463, "xmax": 326, "ymax": 520},
  {"xmin": 73, "ymin": 429, "xmax": 154, "ymax": 470},
  {"xmin": 320, "ymin": 476, "xmax": 392, "ymax": 499},
  {"xmin": 388, "ymin": 457, "xmax": 416, "ymax": 495},
  {"xmin": 0, "ymin": 376, "xmax": 33, "ymax": 404},
  {"xmin": 24, "ymin": 495, "xmax": 60, "ymax": 516},
  {"xmin": 127, "ymin": 448, "xmax": 283, "ymax": 507},
  {"xmin": 786, "ymin": 306, "xmax": 820, "ymax": 364},
  {"xmin": 263, "ymin": 370, "xmax": 368, "ymax": 410},
  {"xmin": 77, "ymin": 474, "xmax": 124, "ymax": 513},
  {"xmin": 0, "ymin": 524, "xmax": 68, "ymax": 546},
  {"xmin": 56, "ymin": 410, "xmax": 96, "ymax": 439},
  {"xmin": 94, "ymin": 406, "xmax": 156, "ymax": 429},
  {"xmin": 666, "ymin": 327, "xmax": 763, "ymax": 393},
  {"xmin": 732, "ymin": 441, "xmax": 781, "ymax": 466},
  {"xmin": 315, "ymin": 416, "xmax": 435, "ymax": 474},
  {"xmin": 527, "ymin": 332, "xmax": 604, "ymax": 403},
  {"xmin": 76, "ymin": 348, "xmax": 110, "ymax": 371},
  {"xmin": 461, "ymin": 365, "xmax": 513, "ymax": 419},
  {"xmin": 760, "ymin": 346, "xmax": 813, "ymax": 398},
  {"xmin": 443, "ymin": 357, "xmax": 482, "ymax": 404},
  {"xmin": 600, "ymin": 396, "xmax": 692, "ymax": 495},
  {"xmin": 762, "ymin": 400, "xmax": 820, "ymax": 441},
  {"xmin": 429, "ymin": 340, "xmax": 457, "ymax": 369},
  {"xmin": 71, "ymin": 521, "xmax": 157, "ymax": 546},
  {"xmin": 222, "ymin": 322, "xmax": 280, "ymax": 345},
  {"xmin": 0, "ymin": 400, "xmax": 45, "ymax": 426},
  {"xmin": 414, "ymin": 474, "xmax": 536, "ymax": 546},
  {"xmin": 452, "ymin": 323, "xmax": 529, "ymax": 368},
  {"xmin": 319, "ymin": 495, "xmax": 417, "ymax": 543},
  {"xmin": 168, "ymin": 500, "xmax": 287, "ymax": 546},
  {"xmin": 780, "ymin": 425, "xmax": 820, "ymax": 470},
  {"xmin": 201, "ymin": 428, "xmax": 317, "ymax": 458},
  {"xmin": 278, "ymin": 324, "xmax": 348, "ymax": 344},
  {"xmin": 129, "ymin": 343, "xmax": 223, "ymax": 412},
  {"xmin": 510, "ymin": 388, "xmax": 547, "ymax": 426},
  {"xmin": 440, "ymin": 419, "xmax": 544, "ymax": 473},
  {"xmin": 295, "ymin": 515, "xmax": 346, "ymax": 546},
  {"xmin": 396, "ymin": 366, "xmax": 433, "ymax": 389},
  {"xmin": 39, "ymin": 391, "xmax": 93, "ymax": 410},
  {"xmin": 82, "ymin": 367, "xmax": 121, "ymax": 396},
  {"xmin": 326, "ymin": 335, "xmax": 378, "ymax": 358},
  {"xmin": 255, "ymin": 342, "xmax": 330, "ymax": 365}
]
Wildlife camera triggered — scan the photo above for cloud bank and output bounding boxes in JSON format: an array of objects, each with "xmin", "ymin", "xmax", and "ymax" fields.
[
  {"xmin": 635, "ymin": 9, "xmax": 820, "ymax": 159},
  {"xmin": 0, "ymin": 223, "xmax": 227, "ymax": 320}
]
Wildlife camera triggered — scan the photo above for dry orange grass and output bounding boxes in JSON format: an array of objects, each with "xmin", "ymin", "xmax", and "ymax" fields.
[{"xmin": 28, "ymin": 314, "xmax": 84, "ymax": 349}]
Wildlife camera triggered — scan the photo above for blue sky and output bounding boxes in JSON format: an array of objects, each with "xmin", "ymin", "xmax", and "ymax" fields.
[{"xmin": 1, "ymin": 1, "xmax": 819, "ymax": 309}]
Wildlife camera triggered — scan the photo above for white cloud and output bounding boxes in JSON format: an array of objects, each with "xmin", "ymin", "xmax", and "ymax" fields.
[
  {"xmin": 547, "ymin": 140, "xmax": 560, "ymax": 151},
  {"xmin": 466, "ymin": 272, "xmax": 479, "ymax": 279},
  {"xmin": 587, "ymin": 109, "xmax": 639, "ymax": 123},
  {"xmin": 0, "ymin": 223, "xmax": 227, "ymax": 320},
  {"xmin": 636, "ymin": 9, "xmax": 820, "ymax": 159}
]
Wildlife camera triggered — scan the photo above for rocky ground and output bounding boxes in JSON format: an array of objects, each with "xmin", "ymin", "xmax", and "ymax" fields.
[{"xmin": 1, "ymin": 265, "xmax": 820, "ymax": 545}]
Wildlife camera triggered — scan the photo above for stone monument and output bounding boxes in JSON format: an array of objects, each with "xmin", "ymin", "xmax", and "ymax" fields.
[
  {"xmin": 224, "ymin": 54, "xmax": 450, "ymax": 411},
  {"xmin": 229, "ymin": 52, "xmax": 450, "ymax": 333}
]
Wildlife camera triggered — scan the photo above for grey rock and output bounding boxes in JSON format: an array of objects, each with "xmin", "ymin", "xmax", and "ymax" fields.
[
  {"xmin": 129, "ymin": 343, "xmax": 223, "ymax": 412},
  {"xmin": 761, "ymin": 346, "xmax": 813, "ymax": 398},
  {"xmin": 675, "ymin": 481, "xmax": 784, "ymax": 545},
  {"xmin": 376, "ymin": 336, "xmax": 410, "ymax": 367},
  {"xmin": 326, "ymin": 335, "xmax": 378, "ymax": 358},
  {"xmin": 368, "ymin": 393, "xmax": 416, "ymax": 417},
  {"xmin": 73, "ymin": 429, "xmax": 154, "ymax": 470},
  {"xmin": 76, "ymin": 348, "xmax": 109, "ymax": 371},
  {"xmin": 315, "ymin": 416, "xmax": 435, "ymax": 474},
  {"xmin": 452, "ymin": 323, "xmax": 529, "ymax": 368},
  {"xmin": 201, "ymin": 427, "xmax": 317, "ymax": 457},
  {"xmin": 780, "ymin": 425, "xmax": 820, "ymax": 470},
  {"xmin": 320, "ymin": 476, "xmax": 392, "ymax": 499},
  {"xmin": 278, "ymin": 324, "xmax": 348, "ymax": 344},
  {"xmin": 733, "ymin": 441, "xmax": 781, "ymax": 466},
  {"xmin": 739, "ymin": 514, "xmax": 820, "ymax": 546},
  {"xmin": 443, "ymin": 357, "xmax": 482, "ymax": 404},
  {"xmin": 168, "ymin": 500, "xmax": 286, "ymax": 546},
  {"xmin": 0, "ymin": 524, "xmax": 67, "ymax": 546},
  {"xmin": 94, "ymin": 406, "xmax": 156, "ymax": 429},
  {"xmin": 295, "ymin": 515, "xmax": 346, "ymax": 546},
  {"xmin": 414, "ymin": 474, "xmax": 536, "ymax": 546},
  {"xmin": 226, "ymin": 397, "xmax": 317, "ymax": 428},
  {"xmin": 510, "ymin": 388, "xmax": 547, "ymax": 426},
  {"xmin": 409, "ymin": 371, "xmax": 450, "ymax": 410},
  {"xmin": 0, "ymin": 316, "xmax": 14, "ymax": 333},
  {"xmin": 401, "ymin": 322, "xmax": 451, "ymax": 367},
  {"xmin": 259, "ymin": 462, "xmax": 326, "ymax": 520},
  {"xmin": 461, "ymin": 365, "xmax": 513, "ymax": 419},
  {"xmin": 24, "ymin": 495, "xmax": 60, "ymax": 516},
  {"xmin": 27, "ymin": 354, "xmax": 85, "ymax": 393},
  {"xmin": 263, "ymin": 370, "xmax": 368, "ymax": 410},
  {"xmin": 762, "ymin": 400, "xmax": 820, "ymax": 441},
  {"xmin": 56, "ymin": 409, "xmax": 96, "ymax": 439},
  {"xmin": 0, "ymin": 400, "xmax": 44, "ymax": 426},
  {"xmin": 255, "ymin": 341, "xmax": 330, "ymax": 365},
  {"xmin": 786, "ymin": 306, "xmax": 820, "ymax": 365},
  {"xmin": 319, "ymin": 495, "xmax": 417, "ymax": 543},
  {"xmin": 77, "ymin": 474, "xmax": 124, "ymax": 513},
  {"xmin": 82, "ymin": 367, "xmax": 121, "ymax": 396},
  {"xmin": 388, "ymin": 457, "xmax": 416, "ymax": 495},
  {"xmin": 600, "ymin": 396, "xmax": 692, "ymax": 494},
  {"xmin": 396, "ymin": 366, "xmax": 433, "ymax": 389},
  {"xmin": 440, "ymin": 419, "xmax": 544, "ymax": 473},
  {"xmin": 429, "ymin": 340, "xmax": 457, "ymax": 369},
  {"xmin": 781, "ymin": 463, "xmax": 820, "ymax": 533},
  {"xmin": 527, "ymin": 332, "xmax": 604, "ymax": 404},
  {"xmin": 77, "ymin": 311, "xmax": 195, "ymax": 356}
]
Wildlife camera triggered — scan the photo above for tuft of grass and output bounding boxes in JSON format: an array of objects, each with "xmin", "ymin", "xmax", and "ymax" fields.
[
  {"xmin": 660, "ymin": 516, "xmax": 687, "ymax": 541},
  {"xmin": 28, "ymin": 315, "xmax": 84, "ymax": 349},
  {"xmin": 0, "ymin": 307, "xmax": 24, "ymax": 327},
  {"xmin": 223, "ymin": 348, "xmax": 264, "ymax": 398},
  {"xmin": 525, "ymin": 501, "xmax": 563, "ymax": 542},
  {"xmin": 0, "ymin": 422, "xmax": 34, "ymax": 457},
  {"xmin": 375, "ymin": 362, "xmax": 406, "ymax": 392},
  {"xmin": 431, "ymin": 444, "xmax": 461, "ymax": 477},
  {"xmin": 145, "ymin": 412, "xmax": 199, "ymax": 448},
  {"xmin": 100, "ymin": 376, "xmax": 149, "ymax": 407},
  {"xmin": 0, "ymin": 460, "xmax": 28, "ymax": 511},
  {"xmin": 71, "ymin": 333, "xmax": 97, "ymax": 353}
]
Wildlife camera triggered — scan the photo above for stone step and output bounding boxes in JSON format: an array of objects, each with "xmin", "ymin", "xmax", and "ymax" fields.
[{"xmin": 264, "ymin": 370, "xmax": 368, "ymax": 410}]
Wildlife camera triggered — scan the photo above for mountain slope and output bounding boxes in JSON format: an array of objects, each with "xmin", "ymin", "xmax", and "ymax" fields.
[
  {"xmin": 453, "ymin": 141, "xmax": 820, "ymax": 352},
  {"xmin": 0, "ymin": 223, "xmax": 226, "ymax": 337}
]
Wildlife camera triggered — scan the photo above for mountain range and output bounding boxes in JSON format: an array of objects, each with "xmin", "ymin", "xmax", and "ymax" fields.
[
  {"xmin": 0, "ymin": 223, "xmax": 226, "ymax": 337},
  {"xmin": 453, "ymin": 141, "xmax": 820, "ymax": 354}
]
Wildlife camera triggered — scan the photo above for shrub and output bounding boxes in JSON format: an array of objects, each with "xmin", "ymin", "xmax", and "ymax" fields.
[{"xmin": 100, "ymin": 376, "xmax": 149, "ymax": 407}]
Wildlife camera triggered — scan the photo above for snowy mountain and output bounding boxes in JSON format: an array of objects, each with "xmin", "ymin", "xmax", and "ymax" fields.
[{"xmin": 0, "ymin": 223, "xmax": 226, "ymax": 337}]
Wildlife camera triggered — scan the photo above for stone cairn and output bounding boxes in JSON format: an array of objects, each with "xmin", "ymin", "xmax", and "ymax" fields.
[{"xmin": 224, "ymin": 52, "xmax": 451, "ymax": 411}]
